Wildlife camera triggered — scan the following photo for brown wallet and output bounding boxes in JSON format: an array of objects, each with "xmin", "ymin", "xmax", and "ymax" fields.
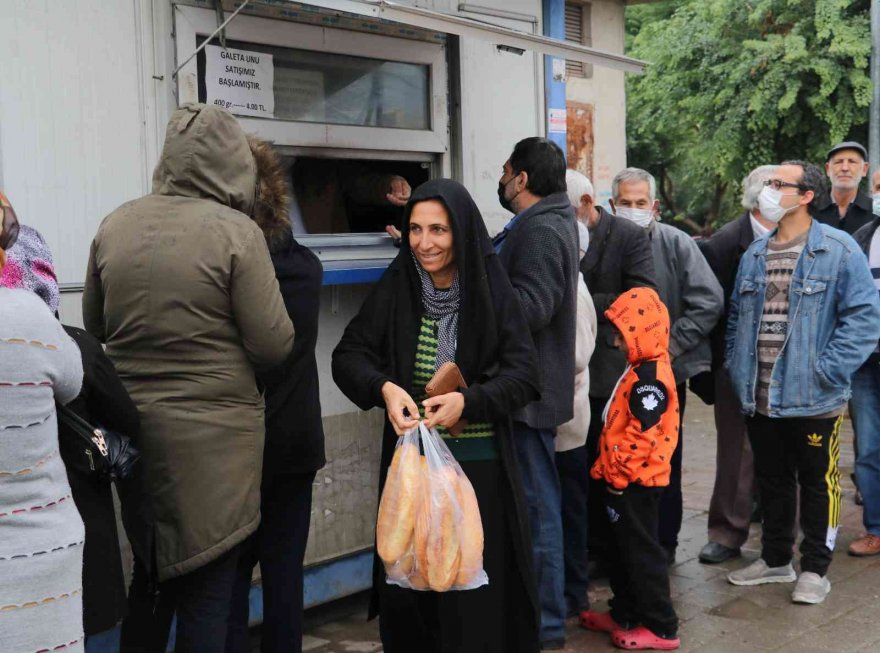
[{"xmin": 425, "ymin": 362, "xmax": 468, "ymax": 436}]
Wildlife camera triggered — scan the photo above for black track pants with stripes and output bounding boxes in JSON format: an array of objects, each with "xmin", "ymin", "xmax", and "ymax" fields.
[{"xmin": 746, "ymin": 413, "xmax": 843, "ymax": 576}]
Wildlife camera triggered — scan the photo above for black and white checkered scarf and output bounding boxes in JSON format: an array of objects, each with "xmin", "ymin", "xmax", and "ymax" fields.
[{"xmin": 412, "ymin": 252, "xmax": 460, "ymax": 369}]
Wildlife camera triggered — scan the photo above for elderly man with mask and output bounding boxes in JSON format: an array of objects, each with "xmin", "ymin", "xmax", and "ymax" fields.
[
  {"xmin": 555, "ymin": 178, "xmax": 599, "ymax": 620},
  {"xmin": 696, "ymin": 166, "xmax": 777, "ymax": 564},
  {"xmin": 609, "ymin": 168, "xmax": 723, "ymax": 564}
]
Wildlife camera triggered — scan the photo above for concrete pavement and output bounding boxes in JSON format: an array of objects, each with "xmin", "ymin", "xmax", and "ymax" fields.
[{"xmin": 297, "ymin": 394, "xmax": 880, "ymax": 652}]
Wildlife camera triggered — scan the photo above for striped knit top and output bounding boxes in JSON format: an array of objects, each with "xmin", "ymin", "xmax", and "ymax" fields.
[
  {"xmin": 0, "ymin": 288, "xmax": 85, "ymax": 653},
  {"xmin": 412, "ymin": 315, "xmax": 497, "ymax": 461}
]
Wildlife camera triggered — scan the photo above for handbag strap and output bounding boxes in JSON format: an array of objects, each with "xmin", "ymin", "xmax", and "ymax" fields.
[{"xmin": 57, "ymin": 404, "xmax": 109, "ymax": 457}]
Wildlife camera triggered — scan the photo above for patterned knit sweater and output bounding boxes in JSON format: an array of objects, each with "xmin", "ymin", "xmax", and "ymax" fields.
[
  {"xmin": 0, "ymin": 289, "xmax": 85, "ymax": 653},
  {"xmin": 755, "ymin": 233, "xmax": 806, "ymax": 414},
  {"xmin": 412, "ymin": 315, "xmax": 497, "ymax": 461}
]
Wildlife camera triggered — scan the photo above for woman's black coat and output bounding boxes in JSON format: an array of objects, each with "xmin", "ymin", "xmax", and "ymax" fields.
[
  {"xmin": 260, "ymin": 234, "xmax": 325, "ymax": 481},
  {"xmin": 331, "ymin": 178, "xmax": 541, "ymax": 627},
  {"xmin": 60, "ymin": 326, "xmax": 141, "ymax": 635}
]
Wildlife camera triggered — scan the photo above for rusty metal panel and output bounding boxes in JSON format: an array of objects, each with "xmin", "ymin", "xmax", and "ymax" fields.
[{"xmin": 566, "ymin": 100, "xmax": 594, "ymax": 180}]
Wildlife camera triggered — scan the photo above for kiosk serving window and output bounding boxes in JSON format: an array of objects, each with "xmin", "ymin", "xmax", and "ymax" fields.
[{"xmin": 174, "ymin": 6, "xmax": 450, "ymax": 278}]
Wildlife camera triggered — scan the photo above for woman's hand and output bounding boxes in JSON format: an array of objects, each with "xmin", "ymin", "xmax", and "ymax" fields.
[
  {"xmin": 381, "ymin": 382, "xmax": 420, "ymax": 436},
  {"xmin": 422, "ymin": 392, "xmax": 464, "ymax": 430}
]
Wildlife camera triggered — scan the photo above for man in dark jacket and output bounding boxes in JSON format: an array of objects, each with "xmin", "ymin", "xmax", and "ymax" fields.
[
  {"xmin": 570, "ymin": 169, "xmax": 657, "ymax": 585},
  {"xmin": 697, "ymin": 165, "xmax": 776, "ymax": 564},
  {"xmin": 816, "ymin": 142, "xmax": 878, "ymax": 506},
  {"xmin": 816, "ymin": 141, "xmax": 876, "ymax": 235},
  {"xmin": 495, "ymin": 137, "xmax": 578, "ymax": 650}
]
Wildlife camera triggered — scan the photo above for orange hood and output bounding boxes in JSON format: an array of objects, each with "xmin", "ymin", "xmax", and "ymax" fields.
[{"xmin": 605, "ymin": 287, "xmax": 670, "ymax": 365}]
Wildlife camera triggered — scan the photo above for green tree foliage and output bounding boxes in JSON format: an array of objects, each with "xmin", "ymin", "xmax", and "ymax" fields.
[{"xmin": 626, "ymin": 0, "xmax": 871, "ymax": 233}]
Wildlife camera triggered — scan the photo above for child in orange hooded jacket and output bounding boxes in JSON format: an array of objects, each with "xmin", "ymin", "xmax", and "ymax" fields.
[{"xmin": 581, "ymin": 288, "xmax": 680, "ymax": 651}]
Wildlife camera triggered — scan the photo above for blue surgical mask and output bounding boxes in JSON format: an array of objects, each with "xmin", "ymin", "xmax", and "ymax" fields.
[{"xmin": 872, "ymin": 193, "xmax": 880, "ymax": 216}]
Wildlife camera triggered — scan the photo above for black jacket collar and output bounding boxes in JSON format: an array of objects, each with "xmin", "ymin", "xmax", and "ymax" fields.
[
  {"xmin": 512, "ymin": 192, "xmax": 572, "ymax": 227},
  {"xmin": 819, "ymin": 190, "xmax": 873, "ymax": 214}
]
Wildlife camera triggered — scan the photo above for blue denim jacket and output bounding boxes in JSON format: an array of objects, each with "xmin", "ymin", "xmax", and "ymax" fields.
[{"xmin": 725, "ymin": 220, "xmax": 880, "ymax": 417}]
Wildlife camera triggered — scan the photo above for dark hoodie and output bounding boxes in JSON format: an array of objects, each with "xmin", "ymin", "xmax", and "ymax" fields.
[
  {"xmin": 247, "ymin": 135, "xmax": 325, "ymax": 478},
  {"xmin": 590, "ymin": 288, "xmax": 679, "ymax": 490}
]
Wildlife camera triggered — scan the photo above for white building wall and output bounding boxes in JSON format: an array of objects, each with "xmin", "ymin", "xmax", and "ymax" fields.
[
  {"xmin": 0, "ymin": 0, "xmax": 156, "ymax": 327},
  {"xmin": 565, "ymin": 0, "xmax": 627, "ymax": 206}
]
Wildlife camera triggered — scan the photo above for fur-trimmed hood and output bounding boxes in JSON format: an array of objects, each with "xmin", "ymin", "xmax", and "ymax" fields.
[{"xmin": 247, "ymin": 135, "xmax": 292, "ymax": 253}]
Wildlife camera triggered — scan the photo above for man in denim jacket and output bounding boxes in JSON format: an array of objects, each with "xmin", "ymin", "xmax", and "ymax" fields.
[{"xmin": 725, "ymin": 161, "xmax": 880, "ymax": 604}]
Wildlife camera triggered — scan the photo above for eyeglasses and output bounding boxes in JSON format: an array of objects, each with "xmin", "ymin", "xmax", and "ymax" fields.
[
  {"xmin": 0, "ymin": 192, "xmax": 20, "ymax": 251},
  {"xmin": 764, "ymin": 179, "xmax": 806, "ymax": 192}
]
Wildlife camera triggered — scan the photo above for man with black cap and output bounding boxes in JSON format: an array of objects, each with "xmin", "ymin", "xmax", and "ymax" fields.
[{"xmin": 816, "ymin": 141, "xmax": 876, "ymax": 234}]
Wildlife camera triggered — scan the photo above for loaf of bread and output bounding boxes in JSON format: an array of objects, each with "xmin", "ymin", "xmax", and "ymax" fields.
[
  {"xmin": 386, "ymin": 548, "xmax": 415, "ymax": 583},
  {"xmin": 455, "ymin": 472, "xmax": 484, "ymax": 586},
  {"xmin": 414, "ymin": 457, "xmax": 430, "ymax": 578},
  {"xmin": 426, "ymin": 467, "xmax": 461, "ymax": 591},
  {"xmin": 377, "ymin": 441, "xmax": 420, "ymax": 565}
]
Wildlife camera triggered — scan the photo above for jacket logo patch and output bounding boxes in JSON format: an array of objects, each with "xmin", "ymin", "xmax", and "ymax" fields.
[
  {"xmin": 807, "ymin": 433, "xmax": 823, "ymax": 447},
  {"xmin": 606, "ymin": 506, "xmax": 621, "ymax": 523},
  {"xmin": 641, "ymin": 394, "xmax": 659, "ymax": 411}
]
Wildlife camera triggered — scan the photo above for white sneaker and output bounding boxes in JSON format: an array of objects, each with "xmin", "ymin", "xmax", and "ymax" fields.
[
  {"xmin": 727, "ymin": 559, "xmax": 797, "ymax": 586},
  {"xmin": 791, "ymin": 572, "xmax": 831, "ymax": 604}
]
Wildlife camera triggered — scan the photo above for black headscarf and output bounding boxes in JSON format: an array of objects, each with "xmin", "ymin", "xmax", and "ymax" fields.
[
  {"xmin": 333, "ymin": 177, "xmax": 538, "ymax": 415},
  {"xmin": 396, "ymin": 179, "xmax": 509, "ymax": 384}
]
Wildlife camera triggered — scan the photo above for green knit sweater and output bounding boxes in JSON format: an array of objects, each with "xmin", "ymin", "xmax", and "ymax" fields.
[{"xmin": 412, "ymin": 315, "xmax": 497, "ymax": 461}]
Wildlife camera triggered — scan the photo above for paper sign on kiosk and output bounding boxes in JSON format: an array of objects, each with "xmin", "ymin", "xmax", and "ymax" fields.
[{"xmin": 205, "ymin": 45, "xmax": 275, "ymax": 119}]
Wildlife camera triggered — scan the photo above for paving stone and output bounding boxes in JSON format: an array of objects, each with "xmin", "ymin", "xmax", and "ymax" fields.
[{"xmin": 295, "ymin": 393, "xmax": 880, "ymax": 652}]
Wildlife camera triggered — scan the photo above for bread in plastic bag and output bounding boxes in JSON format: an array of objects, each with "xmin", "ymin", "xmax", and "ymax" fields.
[
  {"xmin": 377, "ymin": 430, "xmax": 420, "ymax": 565},
  {"xmin": 379, "ymin": 421, "xmax": 488, "ymax": 591}
]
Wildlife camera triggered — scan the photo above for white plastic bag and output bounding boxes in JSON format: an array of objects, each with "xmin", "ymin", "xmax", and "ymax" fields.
[{"xmin": 378, "ymin": 421, "xmax": 488, "ymax": 592}]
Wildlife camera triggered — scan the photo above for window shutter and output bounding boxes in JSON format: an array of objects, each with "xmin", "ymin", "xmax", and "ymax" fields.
[
  {"xmin": 564, "ymin": 2, "xmax": 592, "ymax": 79},
  {"xmin": 564, "ymin": 4, "xmax": 585, "ymax": 77}
]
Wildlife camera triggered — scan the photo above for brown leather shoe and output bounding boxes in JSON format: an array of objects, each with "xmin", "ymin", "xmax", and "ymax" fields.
[{"xmin": 848, "ymin": 534, "xmax": 880, "ymax": 556}]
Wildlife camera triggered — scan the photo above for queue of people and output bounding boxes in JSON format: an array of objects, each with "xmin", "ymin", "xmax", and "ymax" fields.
[{"xmin": 3, "ymin": 104, "xmax": 880, "ymax": 653}]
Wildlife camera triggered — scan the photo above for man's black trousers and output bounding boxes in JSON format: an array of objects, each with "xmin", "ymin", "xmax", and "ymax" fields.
[{"xmin": 746, "ymin": 413, "xmax": 843, "ymax": 576}]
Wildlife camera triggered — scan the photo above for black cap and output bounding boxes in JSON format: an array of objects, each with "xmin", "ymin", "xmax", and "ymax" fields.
[{"xmin": 826, "ymin": 141, "xmax": 868, "ymax": 162}]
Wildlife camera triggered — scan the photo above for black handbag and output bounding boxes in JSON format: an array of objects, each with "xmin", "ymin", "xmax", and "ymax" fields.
[{"xmin": 56, "ymin": 403, "xmax": 141, "ymax": 482}]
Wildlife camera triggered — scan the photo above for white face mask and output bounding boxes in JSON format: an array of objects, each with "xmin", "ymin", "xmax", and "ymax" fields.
[
  {"xmin": 615, "ymin": 207, "xmax": 654, "ymax": 228},
  {"xmin": 757, "ymin": 186, "xmax": 799, "ymax": 224},
  {"xmin": 872, "ymin": 193, "xmax": 880, "ymax": 216}
]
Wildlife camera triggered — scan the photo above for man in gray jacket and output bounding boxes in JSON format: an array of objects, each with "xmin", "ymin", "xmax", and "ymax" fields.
[
  {"xmin": 610, "ymin": 167, "xmax": 723, "ymax": 562},
  {"xmin": 495, "ymin": 137, "xmax": 579, "ymax": 650}
]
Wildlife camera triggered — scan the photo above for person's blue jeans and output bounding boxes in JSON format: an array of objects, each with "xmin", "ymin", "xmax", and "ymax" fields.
[
  {"xmin": 512, "ymin": 422, "xmax": 566, "ymax": 644},
  {"xmin": 851, "ymin": 363, "xmax": 880, "ymax": 535}
]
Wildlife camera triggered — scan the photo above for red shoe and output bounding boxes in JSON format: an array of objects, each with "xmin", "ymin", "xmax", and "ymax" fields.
[
  {"xmin": 612, "ymin": 626, "xmax": 680, "ymax": 650},
  {"xmin": 579, "ymin": 610, "xmax": 621, "ymax": 633}
]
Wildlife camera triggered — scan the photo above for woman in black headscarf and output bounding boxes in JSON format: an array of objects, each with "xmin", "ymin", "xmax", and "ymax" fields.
[{"xmin": 332, "ymin": 179, "xmax": 541, "ymax": 653}]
